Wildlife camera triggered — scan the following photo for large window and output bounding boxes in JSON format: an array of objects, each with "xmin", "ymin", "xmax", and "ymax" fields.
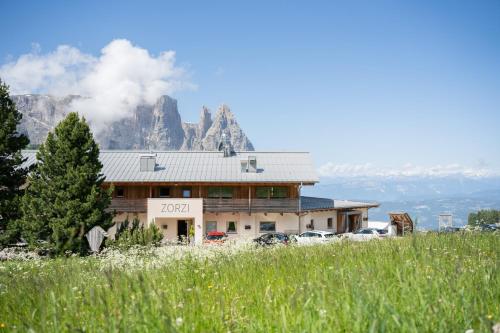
[
  {"xmin": 255, "ymin": 187, "xmax": 288, "ymax": 199},
  {"xmin": 208, "ymin": 187, "xmax": 233, "ymax": 199},
  {"xmin": 159, "ymin": 187, "xmax": 170, "ymax": 198},
  {"xmin": 259, "ymin": 221, "xmax": 276, "ymax": 232},
  {"xmin": 226, "ymin": 221, "xmax": 237, "ymax": 233},
  {"xmin": 206, "ymin": 221, "xmax": 217, "ymax": 233}
]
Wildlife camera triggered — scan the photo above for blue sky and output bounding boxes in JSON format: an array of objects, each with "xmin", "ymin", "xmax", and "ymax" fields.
[{"xmin": 1, "ymin": 0, "xmax": 499, "ymax": 175}]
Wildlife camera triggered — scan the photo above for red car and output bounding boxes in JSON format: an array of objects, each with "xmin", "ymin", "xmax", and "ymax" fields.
[{"xmin": 204, "ymin": 231, "xmax": 227, "ymax": 245}]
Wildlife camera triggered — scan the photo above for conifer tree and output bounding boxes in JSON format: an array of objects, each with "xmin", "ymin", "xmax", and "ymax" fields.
[
  {"xmin": 0, "ymin": 79, "xmax": 29, "ymax": 246},
  {"xmin": 21, "ymin": 112, "xmax": 112, "ymax": 254}
]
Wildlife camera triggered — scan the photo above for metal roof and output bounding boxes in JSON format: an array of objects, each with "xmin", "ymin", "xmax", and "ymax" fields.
[
  {"xmin": 301, "ymin": 196, "xmax": 379, "ymax": 211},
  {"xmin": 21, "ymin": 150, "xmax": 319, "ymax": 184}
]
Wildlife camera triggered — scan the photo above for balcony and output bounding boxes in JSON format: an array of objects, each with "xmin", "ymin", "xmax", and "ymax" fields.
[
  {"xmin": 109, "ymin": 199, "xmax": 147, "ymax": 213},
  {"xmin": 109, "ymin": 198, "xmax": 300, "ymax": 214},
  {"xmin": 203, "ymin": 198, "xmax": 300, "ymax": 213}
]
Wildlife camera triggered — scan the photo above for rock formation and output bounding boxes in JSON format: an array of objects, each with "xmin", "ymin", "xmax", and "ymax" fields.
[{"xmin": 12, "ymin": 94, "xmax": 254, "ymax": 151}]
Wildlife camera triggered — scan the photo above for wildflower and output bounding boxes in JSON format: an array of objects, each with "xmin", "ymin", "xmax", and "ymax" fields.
[
  {"xmin": 175, "ymin": 317, "xmax": 183, "ymax": 326},
  {"xmin": 487, "ymin": 314, "xmax": 493, "ymax": 320},
  {"xmin": 0, "ymin": 323, "xmax": 5, "ymax": 328},
  {"xmin": 208, "ymin": 285, "xmax": 213, "ymax": 289},
  {"xmin": 319, "ymin": 309, "xmax": 327, "ymax": 318}
]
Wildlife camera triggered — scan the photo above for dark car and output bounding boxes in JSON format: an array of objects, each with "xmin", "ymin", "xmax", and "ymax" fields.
[
  {"xmin": 253, "ymin": 232, "xmax": 290, "ymax": 246},
  {"xmin": 479, "ymin": 224, "xmax": 499, "ymax": 232}
]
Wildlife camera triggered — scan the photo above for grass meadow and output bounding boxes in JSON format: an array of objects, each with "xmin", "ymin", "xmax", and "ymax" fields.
[{"xmin": 0, "ymin": 233, "xmax": 499, "ymax": 332}]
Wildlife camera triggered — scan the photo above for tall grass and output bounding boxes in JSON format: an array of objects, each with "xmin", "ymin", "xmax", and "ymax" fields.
[{"xmin": 1, "ymin": 233, "xmax": 499, "ymax": 332}]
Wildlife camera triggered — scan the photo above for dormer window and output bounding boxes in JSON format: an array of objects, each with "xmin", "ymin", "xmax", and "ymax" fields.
[
  {"xmin": 140, "ymin": 154, "xmax": 156, "ymax": 172},
  {"xmin": 241, "ymin": 156, "xmax": 257, "ymax": 173}
]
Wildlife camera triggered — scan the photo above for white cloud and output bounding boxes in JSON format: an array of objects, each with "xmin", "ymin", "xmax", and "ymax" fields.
[
  {"xmin": 318, "ymin": 162, "xmax": 498, "ymax": 178},
  {"xmin": 0, "ymin": 39, "xmax": 195, "ymax": 130}
]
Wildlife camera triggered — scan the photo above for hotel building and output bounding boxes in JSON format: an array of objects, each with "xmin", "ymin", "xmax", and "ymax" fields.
[{"xmin": 23, "ymin": 149, "xmax": 379, "ymax": 244}]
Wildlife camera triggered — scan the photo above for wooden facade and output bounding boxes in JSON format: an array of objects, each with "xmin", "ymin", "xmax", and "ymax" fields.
[{"xmin": 105, "ymin": 183, "xmax": 301, "ymax": 214}]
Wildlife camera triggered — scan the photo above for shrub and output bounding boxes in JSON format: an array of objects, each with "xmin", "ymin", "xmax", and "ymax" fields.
[{"xmin": 107, "ymin": 216, "xmax": 163, "ymax": 249}]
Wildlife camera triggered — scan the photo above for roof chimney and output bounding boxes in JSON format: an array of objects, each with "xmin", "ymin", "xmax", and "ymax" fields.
[{"xmin": 218, "ymin": 133, "xmax": 234, "ymax": 157}]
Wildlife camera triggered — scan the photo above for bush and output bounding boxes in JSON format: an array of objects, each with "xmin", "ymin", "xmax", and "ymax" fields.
[{"xmin": 107, "ymin": 216, "xmax": 163, "ymax": 249}]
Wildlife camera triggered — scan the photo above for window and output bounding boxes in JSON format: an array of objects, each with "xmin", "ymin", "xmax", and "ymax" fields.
[
  {"xmin": 327, "ymin": 218, "xmax": 333, "ymax": 229},
  {"xmin": 115, "ymin": 187, "xmax": 125, "ymax": 198},
  {"xmin": 256, "ymin": 187, "xmax": 288, "ymax": 199},
  {"xmin": 159, "ymin": 187, "xmax": 170, "ymax": 198},
  {"xmin": 208, "ymin": 187, "xmax": 233, "ymax": 199},
  {"xmin": 182, "ymin": 187, "xmax": 192, "ymax": 198},
  {"xmin": 226, "ymin": 221, "xmax": 237, "ymax": 233},
  {"xmin": 206, "ymin": 221, "xmax": 217, "ymax": 233},
  {"xmin": 259, "ymin": 221, "xmax": 276, "ymax": 232}
]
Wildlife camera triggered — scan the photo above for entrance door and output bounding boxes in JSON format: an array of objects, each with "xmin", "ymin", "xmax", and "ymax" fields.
[
  {"xmin": 348, "ymin": 214, "xmax": 361, "ymax": 232},
  {"xmin": 177, "ymin": 220, "xmax": 188, "ymax": 241}
]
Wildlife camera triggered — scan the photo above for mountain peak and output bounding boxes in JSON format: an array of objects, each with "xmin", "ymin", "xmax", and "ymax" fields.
[{"xmin": 13, "ymin": 94, "xmax": 254, "ymax": 151}]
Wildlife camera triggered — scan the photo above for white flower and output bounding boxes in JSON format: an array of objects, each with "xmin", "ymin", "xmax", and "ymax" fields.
[{"xmin": 175, "ymin": 317, "xmax": 183, "ymax": 326}]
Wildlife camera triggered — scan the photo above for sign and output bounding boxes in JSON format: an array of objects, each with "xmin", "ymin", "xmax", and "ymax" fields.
[{"xmin": 161, "ymin": 203, "xmax": 190, "ymax": 213}]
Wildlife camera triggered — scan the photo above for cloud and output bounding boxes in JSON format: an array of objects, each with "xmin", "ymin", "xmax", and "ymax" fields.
[
  {"xmin": 0, "ymin": 39, "xmax": 195, "ymax": 130},
  {"xmin": 318, "ymin": 162, "xmax": 498, "ymax": 178}
]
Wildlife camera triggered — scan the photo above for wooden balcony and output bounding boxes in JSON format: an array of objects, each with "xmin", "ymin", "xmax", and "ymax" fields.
[
  {"xmin": 109, "ymin": 198, "xmax": 300, "ymax": 214},
  {"xmin": 108, "ymin": 199, "xmax": 148, "ymax": 213},
  {"xmin": 203, "ymin": 198, "xmax": 300, "ymax": 213}
]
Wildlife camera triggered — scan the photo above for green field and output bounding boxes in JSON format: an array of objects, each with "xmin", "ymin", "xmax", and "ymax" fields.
[{"xmin": 1, "ymin": 233, "xmax": 499, "ymax": 332}]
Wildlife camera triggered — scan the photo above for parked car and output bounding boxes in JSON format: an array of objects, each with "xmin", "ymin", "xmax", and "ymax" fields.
[
  {"xmin": 440, "ymin": 226, "xmax": 460, "ymax": 233},
  {"xmin": 204, "ymin": 231, "xmax": 227, "ymax": 244},
  {"xmin": 295, "ymin": 230, "xmax": 337, "ymax": 244},
  {"xmin": 375, "ymin": 229, "xmax": 389, "ymax": 238},
  {"xmin": 253, "ymin": 232, "xmax": 290, "ymax": 246},
  {"xmin": 342, "ymin": 228, "xmax": 382, "ymax": 241},
  {"xmin": 478, "ymin": 224, "xmax": 499, "ymax": 232}
]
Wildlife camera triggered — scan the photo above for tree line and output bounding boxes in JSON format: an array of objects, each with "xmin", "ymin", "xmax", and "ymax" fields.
[
  {"xmin": 0, "ymin": 79, "xmax": 114, "ymax": 255},
  {"xmin": 468, "ymin": 209, "xmax": 500, "ymax": 226}
]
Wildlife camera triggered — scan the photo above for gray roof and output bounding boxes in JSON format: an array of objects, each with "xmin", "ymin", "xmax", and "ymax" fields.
[
  {"xmin": 301, "ymin": 196, "xmax": 379, "ymax": 211},
  {"xmin": 22, "ymin": 150, "xmax": 319, "ymax": 184}
]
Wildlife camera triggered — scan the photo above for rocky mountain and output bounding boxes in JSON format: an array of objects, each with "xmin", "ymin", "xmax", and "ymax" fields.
[{"xmin": 11, "ymin": 94, "xmax": 254, "ymax": 151}]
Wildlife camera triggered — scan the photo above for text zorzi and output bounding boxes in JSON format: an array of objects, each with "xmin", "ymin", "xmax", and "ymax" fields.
[{"xmin": 161, "ymin": 203, "xmax": 190, "ymax": 213}]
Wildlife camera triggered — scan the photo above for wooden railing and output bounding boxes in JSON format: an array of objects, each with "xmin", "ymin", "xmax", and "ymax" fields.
[
  {"xmin": 108, "ymin": 199, "xmax": 148, "ymax": 212},
  {"xmin": 203, "ymin": 198, "xmax": 299, "ymax": 213},
  {"xmin": 109, "ymin": 198, "xmax": 300, "ymax": 213}
]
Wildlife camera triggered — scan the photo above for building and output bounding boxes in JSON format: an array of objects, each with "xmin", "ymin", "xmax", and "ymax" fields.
[{"xmin": 22, "ymin": 150, "xmax": 379, "ymax": 244}]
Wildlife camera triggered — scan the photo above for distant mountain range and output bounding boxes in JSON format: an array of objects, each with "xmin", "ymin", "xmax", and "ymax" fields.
[
  {"xmin": 12, "ymin": 94, "xmax": 254, "ymax": 151},
  {"xmin": 303, "ymin": 175, "xmax": 500, "ymax": 229}
]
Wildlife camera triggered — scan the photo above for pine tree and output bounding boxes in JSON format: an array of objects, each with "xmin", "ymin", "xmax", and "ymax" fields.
[
  {"xmin": 20, "ymin": 112, "xmax": 113, "ymax": 255},
  {"xmin": 0, "ymin": 79, "xmax": 29, "ymax": 246}
]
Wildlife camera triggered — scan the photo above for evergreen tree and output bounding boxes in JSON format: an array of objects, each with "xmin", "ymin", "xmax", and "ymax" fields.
[
  {"xmin": 20, "ymin": 112, "xmax": 112, "ymax": 255},
  {"xmin": 0, "ymin": 79, "xmax": 29, "ymax": 246}
]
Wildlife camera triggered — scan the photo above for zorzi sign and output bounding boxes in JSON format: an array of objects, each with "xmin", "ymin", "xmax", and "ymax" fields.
[{"xmin": 161, "ymin": 203, "xmax": 190, "ymax": 213}]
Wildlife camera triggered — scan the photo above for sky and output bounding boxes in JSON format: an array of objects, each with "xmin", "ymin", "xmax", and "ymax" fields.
[{"xmin": 1, "ymin": 0, "xmax": 499, "ymax": 176}]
